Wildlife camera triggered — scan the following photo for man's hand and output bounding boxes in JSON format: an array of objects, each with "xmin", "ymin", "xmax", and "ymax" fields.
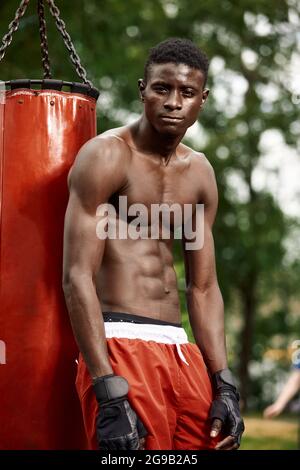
[
  {"xmin": 93, "ymin": 374, "xmax": 148, "ymax": 450},
  {"xmin": 209, "ymin": 368, "xmax": 245, "ymax": 450}
]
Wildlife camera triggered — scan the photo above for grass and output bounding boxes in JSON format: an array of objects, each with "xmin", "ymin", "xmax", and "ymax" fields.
[{"xmin": 240, "ymin": 414, "xmax": 299, "ymax": 450}]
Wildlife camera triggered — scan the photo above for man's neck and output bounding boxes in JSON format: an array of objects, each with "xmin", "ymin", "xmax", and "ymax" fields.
[{"xmin": 130, "ymin": 115, "xmax": 184, "ymax": 165}]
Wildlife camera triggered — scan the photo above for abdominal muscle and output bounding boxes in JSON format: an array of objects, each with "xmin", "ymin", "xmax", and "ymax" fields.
[{"xmin": 96, "ymin": 236, "xmax": 182, "ymax": 324}]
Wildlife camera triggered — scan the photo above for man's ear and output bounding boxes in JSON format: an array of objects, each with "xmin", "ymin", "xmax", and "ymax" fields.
[
  {"xmin": 138, "ymin": 78, "xmax": 146, "ymax": 101},
  {"xmin": 201, "ymin": 88, "xmax": 209, "ymax": 105}
]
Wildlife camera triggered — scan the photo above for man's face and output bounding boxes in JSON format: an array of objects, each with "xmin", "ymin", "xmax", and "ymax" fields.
[{"xmin": 139, "ymin": 62, "xmax": 209, "ymax": 135}]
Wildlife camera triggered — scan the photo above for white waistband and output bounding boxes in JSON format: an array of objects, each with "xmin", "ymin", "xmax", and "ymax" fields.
[
  {"xmin": 104, "ymin": 321, "xmax": 190, "ymax": 365},
  {"xmin": 104, "ymin": 321, "xmax": 188, "ymax": 343}
]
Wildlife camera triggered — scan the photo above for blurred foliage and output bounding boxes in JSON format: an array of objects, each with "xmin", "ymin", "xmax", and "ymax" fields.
[{"xmin": 1, "ymin": 0, "xmax": 299, "ymax": 408}]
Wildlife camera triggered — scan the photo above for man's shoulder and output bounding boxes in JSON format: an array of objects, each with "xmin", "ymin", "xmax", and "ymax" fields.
[
  {"xmin": 180, "ymin": 143, "xmax": 214, "ymax": 175},
  {"xmin": 74, "ymin": 129, "xmax": 132, "ymax": 168},
  {"xmin": 68, "ymin": 129, "xmax": 131, "ymax": 190},
  {"xmin": 84, "ymin": 128, "xmax": 132, "ymax": 158}
]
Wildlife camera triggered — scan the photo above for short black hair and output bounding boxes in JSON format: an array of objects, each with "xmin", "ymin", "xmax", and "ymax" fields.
[{"xmin": 144, "ymin": 37, "xmax": 209, "ymax": 85}]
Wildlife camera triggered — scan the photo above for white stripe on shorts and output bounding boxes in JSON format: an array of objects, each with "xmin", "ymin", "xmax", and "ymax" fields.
[{"xmin": 104, "ymin": 321, "xmax": 190, "ymax": 365}]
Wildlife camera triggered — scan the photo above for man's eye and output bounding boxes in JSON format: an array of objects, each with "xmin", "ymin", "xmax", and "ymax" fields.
[
  {"xmin": 154, "ymin": 86, "xmax": 167, "ymax": 93},
  {"xmin": 182, "ymin": 90, "xmax": 195, "ymax": 97}
]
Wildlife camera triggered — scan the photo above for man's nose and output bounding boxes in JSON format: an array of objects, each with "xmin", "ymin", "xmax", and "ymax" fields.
[{"xmin": 163, "ymin": 90, "xmax": 182, "ymax": 110}]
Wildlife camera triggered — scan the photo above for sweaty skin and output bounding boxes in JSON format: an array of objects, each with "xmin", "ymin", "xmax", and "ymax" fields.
[{"xmin": 63, "ymin": 62, "xmax": 236, "ymax": 450}]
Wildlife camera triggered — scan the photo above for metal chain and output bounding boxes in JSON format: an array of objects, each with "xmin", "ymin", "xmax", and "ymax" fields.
[
  {"xmin": 45, "ymin": 0, "xmax": 92, "ymax": 87},
  {"xmin": 0, "ymin": 0, "xmax": 31, "ymax": 63},
  {"xmin": 0, "ymin": 0, "xmax": 94, "ymax": 87},
  {"xmin": 38, "ymin": 0, "xmax": 52, "ymax": 79}
]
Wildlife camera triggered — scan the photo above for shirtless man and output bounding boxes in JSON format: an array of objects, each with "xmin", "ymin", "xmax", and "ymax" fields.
[{"xmin": 62, "ymin": 38, "xmax": 244, "ymax": 451}]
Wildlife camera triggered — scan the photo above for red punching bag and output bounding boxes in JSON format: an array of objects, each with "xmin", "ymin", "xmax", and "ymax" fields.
[{"xmin": 0, "ymin": 0, "xmax": 99, "ymax": 449}]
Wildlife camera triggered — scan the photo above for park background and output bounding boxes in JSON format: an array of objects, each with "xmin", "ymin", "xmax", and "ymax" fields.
[{"xmin": 0, "ymin": 0, "xmax": 299, "ymax": 449}]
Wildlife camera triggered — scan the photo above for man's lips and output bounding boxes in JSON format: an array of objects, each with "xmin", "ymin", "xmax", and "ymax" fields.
[{"xmin": 160, "ymin": 115, "xmax": 184, "ymax": 121}]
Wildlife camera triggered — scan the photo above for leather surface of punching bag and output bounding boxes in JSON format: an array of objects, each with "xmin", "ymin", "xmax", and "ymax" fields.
[{"xmin": 0, "ymin": 86, "xmax": 97, "ymax": 449}]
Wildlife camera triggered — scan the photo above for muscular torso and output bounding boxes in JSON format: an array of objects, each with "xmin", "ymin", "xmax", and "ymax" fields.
[{"xmin": 96, "ymin": 126, "xmax": 204, "ymax": 324}]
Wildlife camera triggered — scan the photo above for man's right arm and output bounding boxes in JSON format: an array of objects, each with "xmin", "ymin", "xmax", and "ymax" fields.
[
  {"xmin": 62, "ymin": 136, "xmax": 128, "ymax": 379},
  {"xmin": 63, "ymin": 136, "xmax": 148, "ymax": 451}
]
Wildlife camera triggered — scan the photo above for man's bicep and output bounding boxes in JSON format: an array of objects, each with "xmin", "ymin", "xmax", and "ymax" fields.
[
  {"xmin": 183, "ymin": 157, "xmax": 219, "ymax": 290},
  {"xmin": 63, "ymin": 192, "xmax": 106, "ymax": 280},
  {"xmin": 63, "ymin": 136, "xmax": 129, "ymax": 279},
  {"xmin": 183, "ymin": 219, "xmax": 218, "ymax": 292}
]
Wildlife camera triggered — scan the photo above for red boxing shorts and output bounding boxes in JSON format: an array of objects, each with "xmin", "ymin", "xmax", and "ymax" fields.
[{"xmin": 75, "ymin": 312, "xmax": 218, "ymax": 450}]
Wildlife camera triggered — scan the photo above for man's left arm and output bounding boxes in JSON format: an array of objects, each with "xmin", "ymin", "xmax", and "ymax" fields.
[{"xmin": 182, "ymin": 157, "xmax": 244, "ymax": 450}]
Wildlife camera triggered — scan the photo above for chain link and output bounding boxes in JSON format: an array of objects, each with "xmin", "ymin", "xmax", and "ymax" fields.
[
  {"xmin": 0, "ymin": 0, "xmax": 31, "ymax": 63},
  {"xmin": 45, "ymin": 0, "xmax": 92, "ymax": 87},
  {"xmin": 0, "ymin": 0, "xmax": 94, "ymax": 88},
  {"xmin": 38, "ymin": 0, "xmax": 52, "ymax": 79}
]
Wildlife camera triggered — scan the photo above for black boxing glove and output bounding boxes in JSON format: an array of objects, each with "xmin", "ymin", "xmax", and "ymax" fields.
[
  {"xmin": 209, "ymin": 368, "xmax": 245, "ymax": 446},
  {"xmin": 93, "ymin": 373, "xmax": 148, "ymax": 450}
]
